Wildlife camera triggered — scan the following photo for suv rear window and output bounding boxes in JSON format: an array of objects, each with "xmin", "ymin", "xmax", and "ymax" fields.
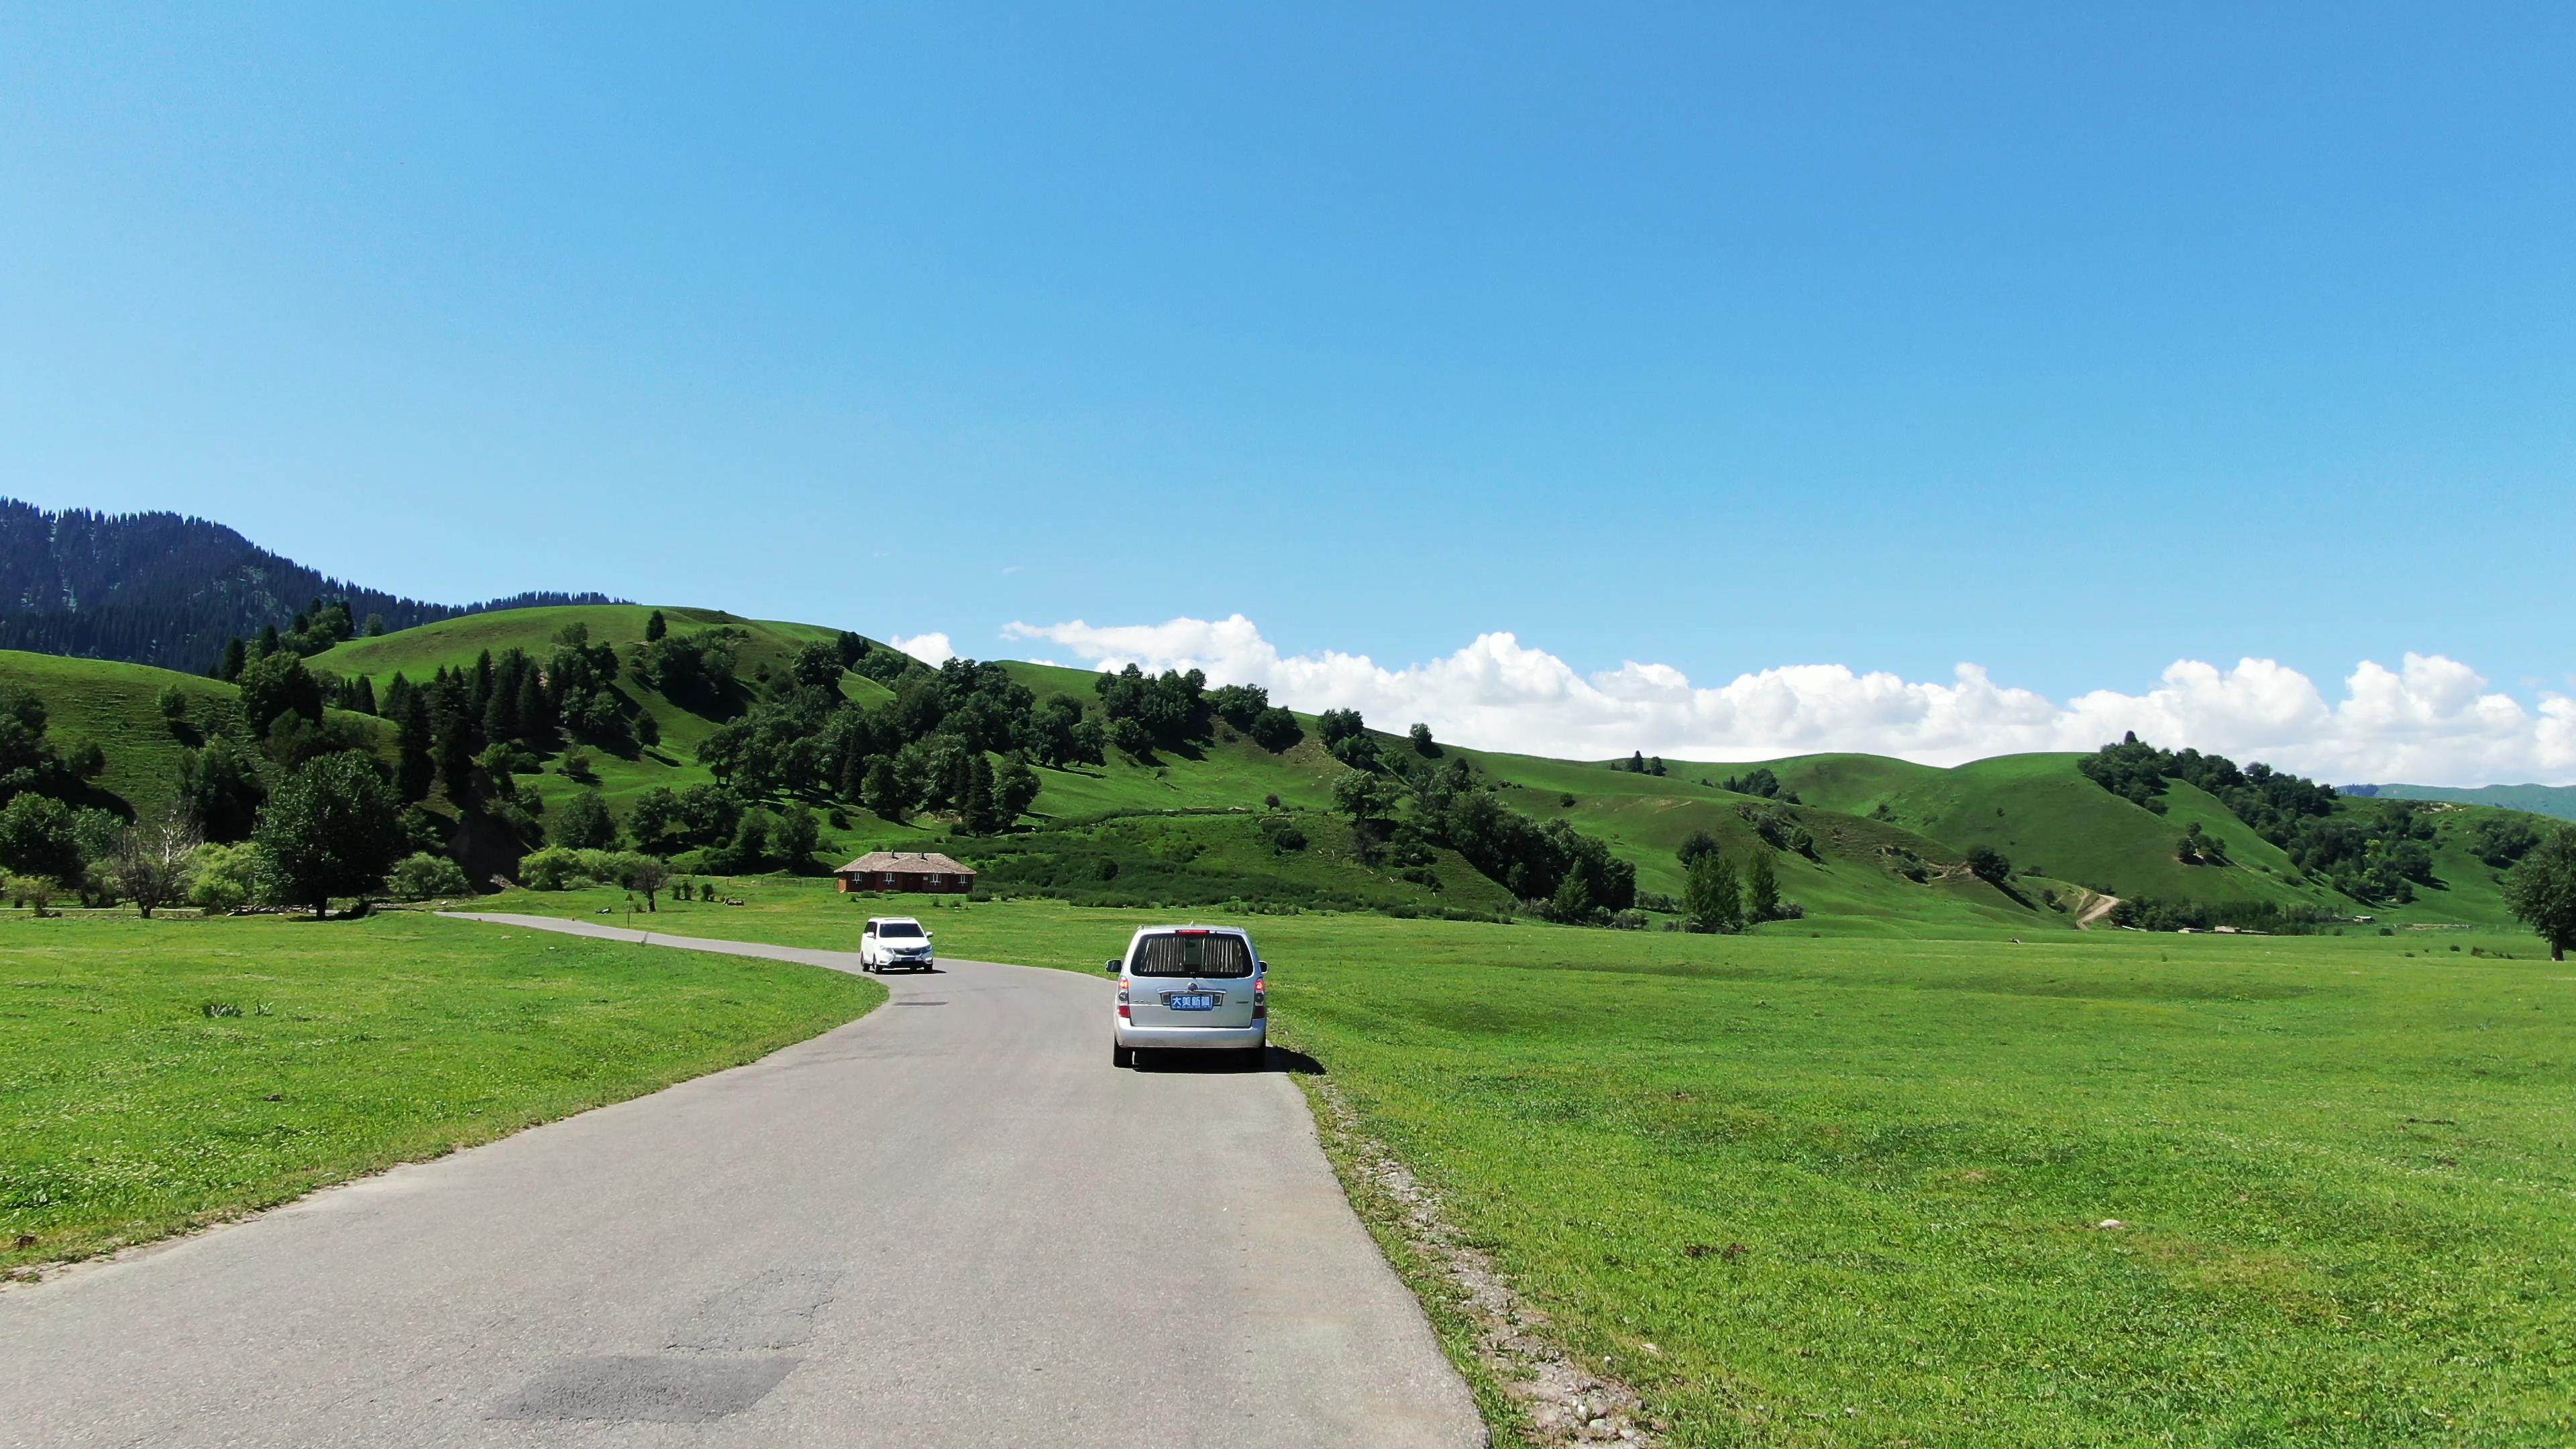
[{"xmin": 1129, "ymin": 932, "xmax": 1254, "ymax": 978}]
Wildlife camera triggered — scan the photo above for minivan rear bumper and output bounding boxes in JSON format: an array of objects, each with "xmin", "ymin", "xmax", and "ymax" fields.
[{"xmin": 1115, "ymin": 1023, "xmax": 1266, "ymax": 1051}]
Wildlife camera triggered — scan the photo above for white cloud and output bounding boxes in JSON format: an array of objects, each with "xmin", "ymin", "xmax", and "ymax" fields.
[
  {"xmin": 889, "ymin": 631, "xmax": 955, "ymax": 665},
  {"xmin": 998, "ymin": 614, "xmax": 2576, "ymax": 786}
]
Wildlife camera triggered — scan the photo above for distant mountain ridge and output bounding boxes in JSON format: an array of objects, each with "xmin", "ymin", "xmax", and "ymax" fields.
[
  {"xmin": 0, "ymin": 499, "xmax": 621, "ymax": 672},
  {"xmin": 2343, "ymin": 782, "xmax": 2576, "ymax": 822}
]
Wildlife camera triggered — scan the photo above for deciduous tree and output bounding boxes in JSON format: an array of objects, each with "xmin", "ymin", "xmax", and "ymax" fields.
[
  {"xmin": 108, "ymin": 810, "xmax": 201, "ymax": 917},
  {"xmin": 1686, "ymin": 851, "xmax": 1743, "ymax": 934},
  {"xmin": 254, "ymin": 751, "xmax": 406, "ymax": 918},
  {"xmin": 2504, "ymin": 828, "xmax": 2576, "ymax": 961}
]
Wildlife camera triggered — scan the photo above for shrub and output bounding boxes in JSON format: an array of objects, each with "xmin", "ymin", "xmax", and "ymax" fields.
[
  {"xmin": 387, "ymin": 853, "xmax": 471, "ymax": 901},
  {"xmin": 519, "ymin": 845, "xmax": 583, "ymax": 890},
  {"xmin": 187, "ymin": 842, "xmax": 269, "ymax": 912},
  {"xmin": 575, "ymin": 847, "xmax": 627, "ymax": 883}
]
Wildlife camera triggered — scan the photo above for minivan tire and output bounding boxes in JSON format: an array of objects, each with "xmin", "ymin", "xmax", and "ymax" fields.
[{"xmin": 1113, "ymin": 1043, "xmax": 1134, "ymax": 1069}]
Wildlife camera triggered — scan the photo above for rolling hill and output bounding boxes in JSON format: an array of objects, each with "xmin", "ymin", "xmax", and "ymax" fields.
[
  {"xmin": 2346, "ymin": 782, "xmax": 2576, "ymax": 822},
  {"xmin": 0, "ymin": 649, "xmax": 391, "ymax": 822},
  {"xmin": 0, "ymin": 601, "xmax": 2559, "ymax": 936}
]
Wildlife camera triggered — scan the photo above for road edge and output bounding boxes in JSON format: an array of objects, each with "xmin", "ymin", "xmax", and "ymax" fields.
[{"xmin": 1289, "ymin": 1069, "xmax": 1664, "ymax": 1449}]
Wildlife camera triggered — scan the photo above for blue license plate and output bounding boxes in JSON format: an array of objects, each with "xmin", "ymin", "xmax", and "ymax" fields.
[{"xmin": 1166, "ymin": 993, "xmax": 1218, "ymax": 1011}]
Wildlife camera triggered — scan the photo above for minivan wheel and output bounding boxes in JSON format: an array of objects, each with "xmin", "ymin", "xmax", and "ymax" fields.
[
  {"xmin": 1241, "ymin": 1044, "xmax": 1267, "ymax": 1071},
  {"xmin": 1113, "ymin": 1043, "xmax": 1134, "ymax": 1069}
]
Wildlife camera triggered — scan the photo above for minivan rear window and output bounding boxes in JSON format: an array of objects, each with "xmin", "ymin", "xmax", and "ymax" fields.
[{"xmin": 1129, "ymin": 932, "xmax": 1254, "ymax": 978}]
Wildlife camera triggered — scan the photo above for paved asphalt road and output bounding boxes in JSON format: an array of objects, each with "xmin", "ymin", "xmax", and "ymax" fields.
[{"xmin": 0, "ymin": 914, "xmax": 1483, "ymax": 1448}]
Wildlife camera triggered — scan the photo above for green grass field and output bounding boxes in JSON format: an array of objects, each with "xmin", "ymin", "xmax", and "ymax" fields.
[
  {"xmin": 476, "ymin": 880, "xmax": 2576, "ymax": 1446},
  {"xmin": 0, "ymin": 910, "xmax": 881, "ymax": 1272}
]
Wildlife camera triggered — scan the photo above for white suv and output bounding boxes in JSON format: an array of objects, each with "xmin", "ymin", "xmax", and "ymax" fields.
[
  {"xmin": 860, "ymin": 916, "xmax": 935, "ymax": 972},
  {"xmin": 1107, "ymin": 925, "xmax": 1267, "ymax": 1068}
]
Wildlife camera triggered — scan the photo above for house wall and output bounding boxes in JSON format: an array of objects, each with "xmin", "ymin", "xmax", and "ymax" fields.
[{"xmin": 836, "ymin": 871, "xmax": 977, "ymax": 895}]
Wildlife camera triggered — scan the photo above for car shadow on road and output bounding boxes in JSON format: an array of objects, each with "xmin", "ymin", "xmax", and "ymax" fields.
[{"xmin": 1136, "ymin": 1046, "xmax": 1325, "ymax": 1076}]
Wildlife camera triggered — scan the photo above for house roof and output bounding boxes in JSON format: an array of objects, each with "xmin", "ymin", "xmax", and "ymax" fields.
[{"xmin": 834, "ymin": 851, "xmax": 975, "ymax": 875}]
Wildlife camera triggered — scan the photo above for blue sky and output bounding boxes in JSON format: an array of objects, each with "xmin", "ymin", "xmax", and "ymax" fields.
[{"xmin": 3, "ymin": 5, "xmax": 2571, "ymax": 776}]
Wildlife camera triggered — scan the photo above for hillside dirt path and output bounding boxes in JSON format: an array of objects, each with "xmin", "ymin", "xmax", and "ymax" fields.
[
  {"xmin": 0, "ymin": 914, "xmax": 1481, "ymax": 1448},
  {"xmin": 2076, "ymin": 891, "xmax": 2122, "ymax": 928}
]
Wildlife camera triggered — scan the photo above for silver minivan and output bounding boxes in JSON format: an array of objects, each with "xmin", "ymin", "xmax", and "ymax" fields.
[{"xmin": 1107, "ymin": 925, "xmax": 1267, "ymax": 1068}]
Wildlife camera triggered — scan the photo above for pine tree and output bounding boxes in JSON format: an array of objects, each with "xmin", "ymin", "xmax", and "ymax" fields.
[
  {"xmin": 483, "ymin": 672, "xmax": 520, "ymax": 747},
  {"xmin": 436, "ymin": 712, "xmax": 478, "ymax": 804},
  {"xmin": 220, "ymin": 637, "xmax": 247, "ymax": 682},
  {"xmin": 836, "ymin": 736, "xmax": 868, "ymax": 802},
  {"xmin": 963, "ymin": 753, "xmax": 999, "ymax": 834},
  {"xmin": 352, "ymin": 675, "xmax": 377, "ymax": 715},
  {"xmin": 863, "ymin": 756, "xmax": 904, "ymax": 822},
  {"xmin": 396, "ymin": 694, "xmax": 435, "ymax": 802},
  {"xmin": 514, "ymin": 669, "xmax": 548, "ymax": 746},
  {"xmin": 645, "ymin": 609, "xmax": 667, "ymax": 642}
]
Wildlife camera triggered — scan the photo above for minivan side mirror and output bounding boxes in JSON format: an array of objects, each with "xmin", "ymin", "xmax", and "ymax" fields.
[{"xmin": 1104, "ymin": 959, "xmax": 1122, "ymax": 973}]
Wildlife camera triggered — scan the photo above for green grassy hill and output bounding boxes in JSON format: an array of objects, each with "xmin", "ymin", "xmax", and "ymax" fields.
[
  {"xmin": 0, "ymin": 649, "xmax": 388, "ymax": 821},
  {"xmin": 3, "ymin": 610, "xmax": 2559, "ymax": 936},
  {"xmin": 1851, "ymin": 753, "xmax": 2339, "ymax": 910},
  {"xmin": 311, "ymin": 605, "xmax": 898, "ymax": 853},
  {"xmin": 2351, "ymin": 782, "xmax": 2576, "ymax": 822}
]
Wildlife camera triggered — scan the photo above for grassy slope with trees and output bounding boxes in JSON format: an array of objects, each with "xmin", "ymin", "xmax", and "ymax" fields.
[{"xmin": 0, "ymin": 601, "xmax": 2565, "ymax": 943}]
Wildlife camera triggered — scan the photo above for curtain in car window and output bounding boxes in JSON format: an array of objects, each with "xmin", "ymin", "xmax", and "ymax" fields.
[{"xmin": 1130, "ymin": 934, "xmax": 1254, "ymax": 977}]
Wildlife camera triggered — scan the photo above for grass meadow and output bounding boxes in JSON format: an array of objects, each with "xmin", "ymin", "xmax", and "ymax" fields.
[
  {"xmin": 484, "ymin": 880, "xmax": 2576, "ymax": 1446},
  {"xmin": 0, "ymin": 909, "xmax": 880, "ymax": 1273}
]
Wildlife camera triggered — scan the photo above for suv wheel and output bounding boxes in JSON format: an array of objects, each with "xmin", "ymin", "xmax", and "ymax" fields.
[{"xmin": 1112, "ymin": 1043, "xmax": 1134, "ymax": 1069}]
